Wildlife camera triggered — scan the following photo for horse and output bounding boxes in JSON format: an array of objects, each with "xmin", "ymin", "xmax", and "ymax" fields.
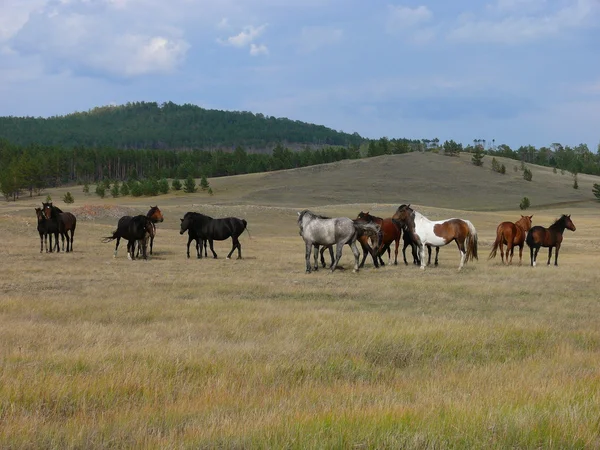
[
  {"xmin": 489, "ymin": 215, "xmax": 533, "ymax": 265},
  {"xmin": 526, "ymin": 215, "xmax": 576, "ymax": 267},
  {"xmin": 317, "ymin": 217, "xmax": 381, "ymax": 269},
  {"xmin": 179, "ymin": 212, "xmax": 248, "ymax": 259},
  {"xmin": 102, "ymin": 215, "xmax": 154, "ymax": 260},
  {"xmin": 42, "ymin": 202, "xmax": 77, "ymax": 252},
  {"xmin": 356, "ymin": 212, "xmax": 402, "ymax": 266},
  {"xmin": 297, "ymin": 210, "xmax": 380, "ymax": 273},
  {"xmin": 392, "ymin": 204, "xmax": 478, "ymax": 270},
  {"xmin": 180, "ymin": 212, "xmax": 209, "ymax": 259},
  {"xmin": 134, "ymin": 206, "xmax": 164, "ymax": 257},
  {"xmin": 35, "ymin": 207, "xmax": 50, "ymax": 253}
]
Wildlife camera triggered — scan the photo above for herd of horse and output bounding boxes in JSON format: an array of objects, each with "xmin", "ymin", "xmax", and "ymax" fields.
[
  {"xmin": 298, "ymin": 205, "xmax": 576, "ymax": 273},
  {"xmin": 33, "ymin": 202, "xmax": 577, "ymax": 270}
]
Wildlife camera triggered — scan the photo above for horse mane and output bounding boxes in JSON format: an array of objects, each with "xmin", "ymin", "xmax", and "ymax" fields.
[
  {"xmin": 147, "ymin": 206, "xmax": 158, "ymax": 217},
  {"xmin": 550, "ymin": 215, "xmax": 569, "ymax": 229}
]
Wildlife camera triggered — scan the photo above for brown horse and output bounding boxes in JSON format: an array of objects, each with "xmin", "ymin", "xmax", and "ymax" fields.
[
  {"xmin": 356, "ymin": 212, "xmax": 402, "ymax": 265},
  {"xmin": 142, "ymin": 206, "xmax": 164, "ymax": 256},
  {"xmin": 392, "ymin": 204, "xmax": 478, "ymax": 270},
  {"xmin": 526, "ymin": 215, "xmax": 575, "ymax": 267},
  {"xmin": 42, "ymin": 202, "xmax": 77, "ymax": 252},
  {"xmin": 489, "ymin": 215, "xmax": 533, "ymax": 265}
]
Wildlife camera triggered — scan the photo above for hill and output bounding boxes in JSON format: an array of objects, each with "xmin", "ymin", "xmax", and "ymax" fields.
[
  {"xmin": 202, "ymin": 152, "xmax": 600, "ymax": 211},
  {"xmin": 0, "ymin": 101, "xmax": 364, "ymax": 150}
]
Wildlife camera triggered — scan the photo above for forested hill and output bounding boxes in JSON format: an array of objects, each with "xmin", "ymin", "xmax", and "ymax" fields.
[{"xmin": 0, "ymin": 101, "xmax": 364, "ymax": 150}]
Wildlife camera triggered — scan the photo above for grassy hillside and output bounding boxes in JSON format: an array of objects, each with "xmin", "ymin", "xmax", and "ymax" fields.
[{"xmin": 199, "ymin": 152, "xmax": 599, "ymax": 211}]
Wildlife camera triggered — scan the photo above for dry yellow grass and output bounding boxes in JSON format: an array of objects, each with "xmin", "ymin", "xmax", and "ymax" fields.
[{"xmin": 2, "ymin": 167, "xmax": 600, "ymax": 448}]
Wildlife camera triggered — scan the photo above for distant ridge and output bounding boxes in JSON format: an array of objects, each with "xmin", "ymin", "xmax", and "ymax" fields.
[{"xmin": 0, "ymin": 101, "xmax": 364, "ymax": 150}]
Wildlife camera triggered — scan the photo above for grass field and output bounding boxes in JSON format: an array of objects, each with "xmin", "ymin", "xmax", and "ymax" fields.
[{"xmin": 2, "ymin": 153, "xmax": 600, "ymax": 448}]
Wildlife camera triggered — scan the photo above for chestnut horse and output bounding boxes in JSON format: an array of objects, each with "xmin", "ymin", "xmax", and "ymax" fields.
[
  {"xmin": 526, "ymin": 215, "xmax": 575, "ymax": 267},
  {"xmin": 489, "ymin": 215, "xmax": 533, "ymax": 265},
  {"xmin": 356, "ymin": 211, "xmax": 402, "ymax": 266},
  {"xmin": 392, "ymin": 204, "xmax": 478, "ymax": 270}
]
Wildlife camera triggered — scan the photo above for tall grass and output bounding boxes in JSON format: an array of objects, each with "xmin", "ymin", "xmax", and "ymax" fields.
[{"xmin": 1, "ymin": 200, "xmax": 600, "ymax": 448}]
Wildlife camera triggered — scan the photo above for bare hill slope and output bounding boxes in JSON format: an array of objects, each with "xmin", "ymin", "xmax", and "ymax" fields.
[{"xmin": 206, "ymin": 152, "xmax": 600, "ymax": 211}]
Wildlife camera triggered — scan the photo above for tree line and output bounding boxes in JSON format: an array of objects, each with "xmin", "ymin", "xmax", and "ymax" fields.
[{"xmin": 0, "ymin": 101, "xmax": 363, "ymax": 150}]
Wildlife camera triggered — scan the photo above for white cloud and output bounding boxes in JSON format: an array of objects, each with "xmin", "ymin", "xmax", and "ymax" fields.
[
  {"xmin": 220, "ymin": 24, "xmax": 267, "ymax": 48},
  {"xmin": 450, "ymin": 0, "xmax": 599, "ymax": 44},
  {"xmin": 386, "ymin": 5, "xmax": 432, "ymax": 33},
  {"xmin": 298, "ymin": 26, "xmax": 343, "ymax": 53},
  {"xmin": 250, "ymin": 43, "xmax": 269, "ymax": 56}
]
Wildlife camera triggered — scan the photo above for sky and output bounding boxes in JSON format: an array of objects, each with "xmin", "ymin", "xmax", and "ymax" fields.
[{"xmin": 1, "ymin": 0, "xmax": 599, "ymax": 150}]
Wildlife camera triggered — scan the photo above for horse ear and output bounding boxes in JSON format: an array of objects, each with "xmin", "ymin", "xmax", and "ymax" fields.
[
  {"xmin": 407, "ymin": 204, "xmax": 411, "ymax": 208},
  {"xmin": 297, "ymin": 211, "xmax": 301, "ymax": 216},
  {"xmin": 180, "ymin": 218, "xmax": 183, "ymax": 222},
  {"xmin": 529, "ymin": 215, "xmax": 533, "ymax": 219}
]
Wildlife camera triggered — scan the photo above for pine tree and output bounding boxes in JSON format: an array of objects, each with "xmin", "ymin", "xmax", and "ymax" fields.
[
  {"xmin": 200, "ymin": 175, "xmax": 210, "ymax": 190},
  {"xmin": 183, "ymin": 176, "xmax": 197, "ymax": 193},
  {"xmin": 471, "ymin": 146, "xmax": 484, "ymax": 166},
  {"xmin": 83, "ymin": 182, "xmax": 90, "ymax": 195},
  {"xmin": 63, "ymin": 191, "xmax": 74, "ymax": 204},
  {"xmin": 592, "ymin": 183, "xmax": 600, "ymax": 200},
  {"xmin": 120, "ymin": 182, "xmax": 130, "ymax": 196},
  {"xmin": 523, "ymin": 168, "xmax": 533, "ymax": 181},
  {"xmin": 573, "ymin": 174, "xmax": 578, "ymax": 189},
  {"xmin": 111, "ymin": 181, "xmax": 120, "ymax": 198},
  {"xmin": 171, "ymin": 178, "xmax": 182, "ymax": 191},
  {"xmin": 519, "ymin": 197, "xmax": 530, "ymax": 210}
]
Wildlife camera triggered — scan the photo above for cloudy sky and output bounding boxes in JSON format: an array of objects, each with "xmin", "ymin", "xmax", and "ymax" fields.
[{"xmin": 1, "ymin": 0, "xmax": 599, "ymax": 149}]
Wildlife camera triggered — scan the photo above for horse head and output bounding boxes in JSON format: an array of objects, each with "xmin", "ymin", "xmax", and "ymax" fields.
[
  {"xmin": 564, "ymin": 214, "xmax": 576, "ymax": 232},
  {"xmin": 179, "ymin": 217, "xmax": 189, "ymax": 235},
  {"xmin": 148, "ymin": 206, "xmax": 164, "ymax": 223},
  {"xmin": 42, "ymin": 202, "xmax": 53, "ymax": 219},
  {"xmin": 517, "ymin": 215, "xmax": 533, "ymax": 231},
  {"xmin": 35, "ymin": 207, "xmax": 45, "ymax": 223}
]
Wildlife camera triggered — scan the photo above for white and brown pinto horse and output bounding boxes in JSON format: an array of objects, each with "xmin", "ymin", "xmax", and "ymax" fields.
[{"xmin": 392, "ymin": 204, "xmax": 478, "ymax": 270}]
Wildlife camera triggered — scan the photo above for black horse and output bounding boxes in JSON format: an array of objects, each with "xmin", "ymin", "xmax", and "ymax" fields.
[
  {"xmin": 42, "ymin": 202, "xmax": 77, "ymax": 252},
  {"xmin": 179, "ymin": 212, "xmax": 248, "ymax": 259},
  {"xmin": 35, "ymin": 207, "xmax": 52, "ymax": 253},
  {"xmin": 102, "ymin": 215, "xmax": 153, "ymax": 260},
  {"xmin": 180, "ymin": 212, "xmax": 209, "ymax": 259}
]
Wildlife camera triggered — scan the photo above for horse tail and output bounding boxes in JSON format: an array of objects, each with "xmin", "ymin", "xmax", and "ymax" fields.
[
  {"xmin": 242, "ymin": 219, "xmax": 252, "ymax": 240},
  {"xmin": 488, "ymin": 225, "xmax": 502, "ymax": 260},
  {"xmin": 101, "ymin": 230, "xmax": 119, "ymax": 243},
  {"xmin": 465, "ymin": 220, "xmax": 478, "ymax": 262}
]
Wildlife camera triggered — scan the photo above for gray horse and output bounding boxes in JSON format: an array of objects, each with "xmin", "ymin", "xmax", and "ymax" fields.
[{"xmin": 297, "ymin": 210, "xmax": 380, "ymax": 273}]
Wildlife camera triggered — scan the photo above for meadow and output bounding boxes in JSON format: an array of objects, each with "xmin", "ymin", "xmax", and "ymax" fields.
[{"xmin": 1, "ymin": 153, "xmax": 600, "ymax": 449}]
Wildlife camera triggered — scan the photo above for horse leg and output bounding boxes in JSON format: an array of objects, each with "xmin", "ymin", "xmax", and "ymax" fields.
[
  {"xmin": 499, "ymin": 240, "xmax": 505, "ymax": 264},
  {"xmin": 196, "ymin": 239, "xmax": 202, "ymax": 258},
  {"xmin": 150, "ymin": 235, "xmax": 154, "ymax": 256},
  {"xmin": 434, "ymin": 247, "xmax": 439, "ymax": 266},
  {"xmin": 402, "ymin": 240, "xmax": 409, "ymax": 265},
  {"xmin": 365, "ymin": 241, "xmax": 379, "ymax": 268},
  {"xmin": 209, "ymin": 240, "xmax": 217, "ymax": 258},
  {"xmin": 226, "ymin": 237, "xmax": 238, "ymax": 259},
  {"xmin": 114, "ymin": 237, "xmax": 121, "ymax": 258},
  {"xmin": 518, "ymin": 244, "xmax": 523, "ymax": 265},
  {"xmin": 547, "ymin": 247, "xmax": 553, "ymax": 265},
  {"xmin": 386, "ymin": 245, "xmax": 392, "ymax": 265},
  {"xmin": 393, "ymin": 239, "xmax": 399, "ymax": 265},
  {"xmin": 413, "ymin": 243, "xmax": 420, "ymax": 265},
  {"xmin": 507, "ymin": 242, "xmax": 513, "ymax": 265},
  {"xmin": 456, "ymin": 241, "xmax": 466, "ymax": 270},
  {"xmin": 331, "ymin": 243, "xmax": 344, "ymax": 272},
  {"xmin": 305, "ymin": 241, "xmax": 313, "ymax": 273},
  {"xmin": 419, "ymin": 244, "xmax": 426, "ymax": 270},
  {"xmin": 313, "ymin": 244, "xmax": 320, "ymax": 270},
  {"xmin": 318, "ymin": 245, "xmax": 326, "ymax": 268},
  {"xmin": 533, "ymin": 247, "xmax": 540, "ymax": 267},
  {"xmin": 554, "ymin": 244, "xmax": 560, "ymax": 266},
  {"xmin": 350, "ymin": 241, "xmax": 360, "ymax": 273},
  {"xmin": 186, "ymin": 236, "xmax": 192, "ymax": 258}
]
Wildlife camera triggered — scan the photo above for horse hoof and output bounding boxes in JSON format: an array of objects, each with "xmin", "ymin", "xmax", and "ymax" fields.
[{"xmin": 226, "ymin": 257, "xmax": 231, "ymax": 260}]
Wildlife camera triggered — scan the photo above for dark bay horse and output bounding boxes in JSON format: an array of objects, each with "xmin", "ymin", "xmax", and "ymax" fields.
[
  {"xmin": 297, "ymin": 210, "xmax": 379, "ymax": 273},
  {"xmin": 103, "ymin": 215, "xmax": 153, "ymax": 260},
  {"xmin": 35, "ymin": 207, "xmax": 51, "ymax": 253},
  {"xmin": 526, "ymin": 215, "xmax": 575, "ymax": 267},
  {"xmin": 179, "ymin": 212, "xmax": 248, "ymax": 259},
  {"xmin": 393, "ymin": 204, "xmax": 478, "ymax": 270},
  {"xmin": 42, "ymin": 202, "xmax": 77, "ymax": 252},
  {"xmin": 489, "ymin": 215, "xmax": 533, "ymax": 265},
  {"xmin": 356, "ymin": 211, "xmax": 402, "ymax": 266},
  {"xmin": 133, "ymin": 206, "xmax": 164, "ymax": 257}
]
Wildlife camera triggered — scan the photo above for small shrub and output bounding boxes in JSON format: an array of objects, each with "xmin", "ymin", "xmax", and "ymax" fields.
[
  {"xmin": 500, "ymin": 164, "xmax": 506, "ymax": 174},
  {"xmin": 523, "ymin": 168, "xmax": 532, "ymax": 182},
  {"xmin": 561, "ymin": 169, "xmax": 565, "ymax": 175},
  {"xmin": 120, "ymin": 182, "xmax": 130, "ymax": 196},
  {"xmin": 553, "ymin": 167, "xmax": 557, "ymax": 174},
  {"xmin": 95, "ymin": 184, "xmax": 106, "ymax": 198},
  {"xmin": 200, "ymin": 175, "xmax": 210, "ymax": 191},
  {"xmin": 63, "ymin": 192, "xmax": 74, "ymax": 204},
  {"xmin": 172, "ymin": 178, "xmax": 182, "ymax": 191},
  {"xmin": 592, "ymin": 183, "xmax": 600, "ymax": 200},
  {"xmin": 573, "ymin": 174, "xmax": 578, "ymax": 190},
  {"xmin": 183, "ymin": 176, "xmax": 197, "ymax": 193},
  {"xmin": 513, "ymin": 165, "xmax": 518, "ymax": 172},
  {"xmin": 208, "ymin": 187, "xmax": 214, "ymax": 195},
  {"xmin": 45, "ymin": 194, "xmax": 52, "ymax": 202},
  {"xmin": 158, "ymin": 178, "xmax": 170, "ymax": 195},
  {"xmin": 130, "ymin": 182, "xmax": 143, "ymax": 197},
  {"xmin": 83, "ymin": 182, "xmax": 90, "ymax": 194},
  {"xmin": 519, "ymin": 197, "xmax": 530, "ymax": 210},
  {"xmin": 110, "ymin": 181, "xmax": 120, "ymax": 198}
]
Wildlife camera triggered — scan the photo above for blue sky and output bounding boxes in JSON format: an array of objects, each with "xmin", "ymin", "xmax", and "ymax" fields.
[{"xmin": 1, "ymin": 0, "xmax": 599, "ymax": 150}]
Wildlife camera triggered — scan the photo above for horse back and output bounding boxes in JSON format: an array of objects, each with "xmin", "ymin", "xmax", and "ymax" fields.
[
  {"xmin": 527, "ymin": 226, "xmax": 561, "ymax": 247},
  {"xmin": 380, "ymin": 218, "xmax": 401, "ymax": 241},
  {"xmin": 58, "ymin": 212, "xmax": 77, "ymax": 232}
]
